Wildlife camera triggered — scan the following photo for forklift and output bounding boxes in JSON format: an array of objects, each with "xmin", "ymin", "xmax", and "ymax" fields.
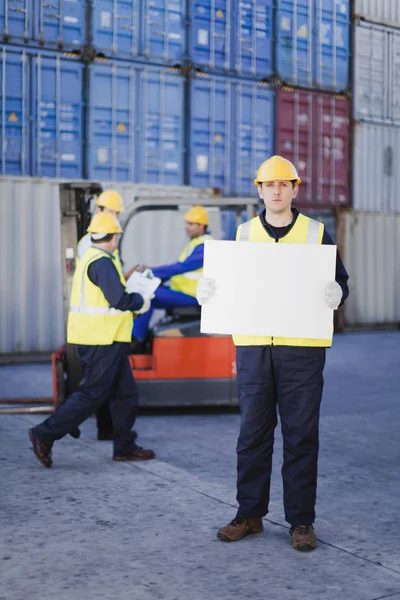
[{"xmin": 53, "ymin": 182, "xmax": 258, "ymax": 408}]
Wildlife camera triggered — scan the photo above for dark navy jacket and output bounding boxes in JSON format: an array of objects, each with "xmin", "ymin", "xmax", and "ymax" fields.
[{"xmin": 87, "ymin": 250, "xmax": 144, "ymax": 312}]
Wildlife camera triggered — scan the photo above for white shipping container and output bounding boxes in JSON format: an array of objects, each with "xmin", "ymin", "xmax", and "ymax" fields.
[
  {"xmin": 0, "ymin": 178, "xmax": 65, "ymax": 354},
  {"xmin": 354, "ymin": 22, "xmax": 400, "ymax": 123},
  {"xmin": 355, "ymin": 0, "xmax": 400, "ymax": 29},
  {"xmin": 353, "ymin": 121, "xmax": 400, "ymax": 212},
  {"xmin": 340, "ymin": 211, "xmax": 400, "ymax": 326}
]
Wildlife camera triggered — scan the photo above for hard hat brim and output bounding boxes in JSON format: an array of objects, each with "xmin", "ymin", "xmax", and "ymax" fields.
[{"xmin": 254, "ymin": 177, "xmax": 301, "ymax": 186}]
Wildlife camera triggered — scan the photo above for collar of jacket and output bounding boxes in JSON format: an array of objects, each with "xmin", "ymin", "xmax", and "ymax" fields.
[{"xmin": 259, "ymin": 207, "xmax": 300, "ymax": 240}]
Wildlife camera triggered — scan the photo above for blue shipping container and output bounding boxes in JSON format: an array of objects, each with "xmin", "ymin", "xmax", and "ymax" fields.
[
  {"xmin": 31, "ymin": 51, "xmax": 83, "ymax": 178},
  {"xmin": 142, "ymin": 0, "xmax": 186, "ymax": 62},
  {"xmin": 233, "ymin": 80, "xmax": 274, "ymax": 195},
  {"xmin": 87, "ymin": 61, "xmax": 184, "ymax": 184},
  {"xmin": 234, "ymin": 0, "xmax": 273, "ymax": 78},
  {"xmin": 0, "ymin": 0, "xmax": 85, "ymax": 47},
  {"xmin": 276, "ymin": 0, "xmax": 350, "ymax": 92},
  {"xmin": 189, "ymin": 73, "xmax": 233, "ymax": 193},
  {"xmin": 0, "ymin": 46, "xmax": 83, "ymax": 178},
  {"xmin": 0, "ymin": 47, "xmax": 29, "ymax": 176},
  {"xmin": 91, "ymin": 0, "xmax": 186, "ymax": 62},
  {"xmin": 91, "ymin": 0, "xmax": 140, "ymax": 57},
  {"xmin": 190, "ymin": 0, "xmax": 233, "ymax": 72},
  {"xmin": 189, "ymin": 73, "xmax": 274, "ymax": 195},
  {"xmin": 190, "ymin": 0, "xmax": 273, "ymax": 78}
]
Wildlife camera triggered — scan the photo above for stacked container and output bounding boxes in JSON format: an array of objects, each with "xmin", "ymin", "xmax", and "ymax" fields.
[{"xmin": 341, "ymin": 1, "xmax": 400, "ymax": 327}]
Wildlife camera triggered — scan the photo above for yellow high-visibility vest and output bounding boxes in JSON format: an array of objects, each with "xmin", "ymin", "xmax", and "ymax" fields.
[
  {"xmin": 233, "ymin": 213, "xmax": 333, "ymax": 348},
  {"xmin": 170, "ymin": 234, "xmax": 213, "ymax": 297},
  {"xmin": 67, "ymin": 247, "xmax": 133, "ymax": 345}
]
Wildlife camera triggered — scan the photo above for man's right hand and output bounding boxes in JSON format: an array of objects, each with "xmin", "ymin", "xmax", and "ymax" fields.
[{"xmin": 196, "ymin": 277, "xmax": 217, "ymax": 305}]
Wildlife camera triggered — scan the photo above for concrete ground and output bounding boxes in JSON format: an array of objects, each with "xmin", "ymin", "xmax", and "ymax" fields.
[{"xmin": 1, "ymin": 331, "xmax": 399, "ymax": 600}]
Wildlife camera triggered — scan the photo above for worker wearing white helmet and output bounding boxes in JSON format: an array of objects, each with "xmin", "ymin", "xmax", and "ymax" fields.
[
  {"xmin": 29, "ymin": 212, "xmax": 155, "ymax": 468},
  {"xmin": 196, "ymin": 155, "xmax": 349, "ymax": 552}
]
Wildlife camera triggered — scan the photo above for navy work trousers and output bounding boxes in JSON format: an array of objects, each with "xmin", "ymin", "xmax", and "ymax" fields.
[
  {"xmin": 235, "ymin": 345, "xmax": 326, "ymax": 525},
  {"xmin": 35, "ymin": 342, "xmax": 138, "ymax": 456}
]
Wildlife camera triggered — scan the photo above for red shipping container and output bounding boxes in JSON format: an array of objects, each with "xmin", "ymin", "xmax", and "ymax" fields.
[{"xmin": 276, "ymin": 87, "xmax": 350, "ymax": 209}]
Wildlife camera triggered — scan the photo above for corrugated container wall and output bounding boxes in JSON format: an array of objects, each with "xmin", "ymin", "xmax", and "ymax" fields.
[
  {"xmin": 0, "ymin": 46, "xmax": 83, "ymax": 178},
  {"xmin": 91, "ymin": 0, "xmax": 186, "ymax": 62},
  {"xmin": 0, "ymin": 0, "xmax": 86, "ymax": 48},
  {"xmin": 354, "ymin": 22, "xmax": 400, "ymax": 124},
  {"xmin": 340, "ymin": 211, "xmax": 400, "ymax": 326},
  {"xmin": 276, "ymin": 0, "xmax": 351, "ymax": 92},
  {"xmin": 189, "ymin": 0, "xmax": 274, "ymax": 78},
  {"xmin": 354, "ymin": 0, "xmax": 400, "ymax": 29},
  {"xmin": 276, "ymin": 86, "xmax": 350, "ymax": 208},
  {"xmin": 0, "ymin": 179, "xmax": 65, "ymax": 353},
  {"xmin": 353, "ymin": 121, "xmax": 400, "ymax": 212},
  {"xmin": 189, "ymin": 73, "xmax": 274, "ymax": 195},
  {"xmin": 87, "ymin": 61, "xmax": 184, "ymax": 184}
]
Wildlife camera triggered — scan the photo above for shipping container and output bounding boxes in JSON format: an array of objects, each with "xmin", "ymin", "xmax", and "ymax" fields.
[
  {"xmin": 233, "ymin": 80, "xmax": 274, "ymax": 195},
  {"xmin": 0, "ymin": 0, "xmax": 85, "ymax": 48},
  {"xmin": 87, "ymin": 61, "xmax": 184, "ymax": 184},
  {"xmin": 0, "ymin": 46, "xmax": 29, "ymax": 176},
  {"xmin": 142, "ymin": 0, "xmax": 186, "ymax": 62},
  {"xmin": 190, "ymin": 0, "xmax": 232, "ymax": 72},
  {"xmin": 0, "ymin": 178, "xmax": 65, "ymax": 353},
  {"xmin": 31, "ymin": 51, "xmax": 83, "ymax": 178},
  {"xmin": 189, "ymin": 0, "xmax": 273, "ymax": 78},
  {"xmin": 276, "ymin": 86, "xmax": 350, "ymax": 208},
  {"xmin": 339, "ymin": 210, "xmax": 400, "ymax": 326},
  {"xmin": 189, "ymin": 72, "xmax": 274, "ymax": 195},
  {"xmin": 234, "ymin": 0, "xmax": 273, "ymax": 77},
  {"xmin": 354, "ymin": 0, "xmax": 400, "ymax": 30},
  {"xmin": 353, "ymin": 121, "xmax": 400, "ymax": 213},
  {"xmin": 0, "ymin": 46, "xmax": 83, "ymax": 178},
  {"xmin": 91, "ymin": 0, "xmax": 140, "ymax": 57},
  {"xmin": 276, "ymin": 0, "xmax": 350, "ymax": 92},
  {"xmin": 354, "ymin": 22, "xmax": 400, "ymax": 124},
  {"xmin": 91, "ymin": 0, "xmax": 186, "ymax": 62}
]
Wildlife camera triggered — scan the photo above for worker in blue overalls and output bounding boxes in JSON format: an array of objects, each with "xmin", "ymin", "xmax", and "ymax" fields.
[
  {"xmin": 29, "ymin": 211, "xmax": 155, "ymax": 468},
  {"xmin": 132, "ymin": 206, "xmax": 213, "ymax": 346},
  {"xmin": 196, "ymin": 156, "xmax": 349, "ymax": 552}
]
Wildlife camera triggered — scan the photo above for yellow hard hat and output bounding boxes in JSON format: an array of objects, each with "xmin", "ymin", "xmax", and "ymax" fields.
[
  {"xmin": 96, "ymin": 190, "xmax": 125, "ymax": 213},
  {"xmin": 184, "ymin": 205, "xmax": 208, "ymax": 226},
  {"xmin": 254, "ymin": 155, "xmax": 301, "ymax": 186},
  {"xmin": 87, "ymin": 211, "xmax": 123, "ymax": 236}
]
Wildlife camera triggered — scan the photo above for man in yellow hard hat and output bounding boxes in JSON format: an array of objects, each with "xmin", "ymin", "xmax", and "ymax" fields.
[
  {"xmin": 196, "ymin": 155, "xmax": 349, "ymax": 552},
  {"xmin": 77, "ymin": 190, "xmax": 125, "ymax": 259},
  {"xmin": 132, "ymin": 205, "xmax": 212, "ymax": 344},
  {"xmin": 29, "ymin": 212, "xmax": 155, "ymax": 468},
  {"xmin": 74, "ymin": 189, "xmax": 137, "ymax": 441}
]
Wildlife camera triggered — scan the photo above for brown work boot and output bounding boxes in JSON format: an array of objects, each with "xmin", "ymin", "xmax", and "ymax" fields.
[
  {"xmin": 217, "ymin": 516, "xmax": 263, "ymax": 542},
  {"xmin": 113, "ymin": 447, "xmax": 155, "ymax": 461},
  {"xmin": 290, "ymin": 524, "xmax": 317, "ymax": 551},
  {"xmin": 28, "ymin": 428, "xmax": 53, "ymax": 468}
]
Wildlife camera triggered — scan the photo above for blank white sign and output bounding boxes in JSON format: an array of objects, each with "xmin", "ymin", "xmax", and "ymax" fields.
[{"xmin": 200, "ymin": 240, "xmax": 337, "ymax": 340}]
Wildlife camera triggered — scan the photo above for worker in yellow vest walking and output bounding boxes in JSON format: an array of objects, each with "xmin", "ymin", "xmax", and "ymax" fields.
[
  {"xmin": 196, "ymin": 156, "xmax": 349, "ymax": 551},
  {"xmin": 29, "ymin": 212, "xmax": 155, "ymax": 468},
  {"xmin": 132, "ymin": 205, "xmax": 213, "ymax": 345},
  {"xmin": 73, "ymin": 189, "xmax": 137, "ymax": 442}
]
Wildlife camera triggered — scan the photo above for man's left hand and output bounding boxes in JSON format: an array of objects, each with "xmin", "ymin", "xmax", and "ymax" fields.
[{"xmin": 324, "ymin": 281, "xmax": 342, "ymax": 310}]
